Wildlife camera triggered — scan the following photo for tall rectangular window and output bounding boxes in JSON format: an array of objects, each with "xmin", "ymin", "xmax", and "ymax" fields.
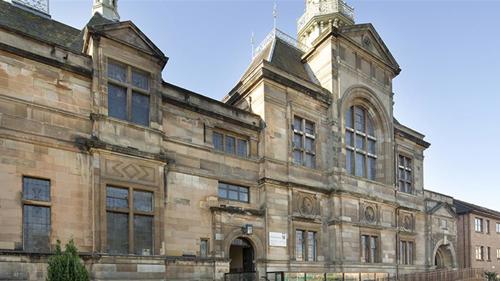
[
  {"xmin": 475, "ymin": 246, "xmax": 482, "ymax": 260},
  {"xmin": 295, "ymin": 229, "xmax": 317, "ymax": 261},
  {"xmin": 292, "ymin": 116, "xmax": 316, "ymax": 168},
  {"xmin": 218, "ymin": 182, "xmax": 249, "ymax": 203},
  {"xmin": 200, "ymin": 239, "xmax": 209, "ymax": 257},
  {"xmin": 361, "ymin": 235, "xmax": 378, "ymax": 263},
  {"xmin": 475, "ymin": 218, "xmax": 483, "ymax": 232},
  {"xmin": 496, "ymin": 249, "xmax": 500, "ymax": 259},
  {"xmin": 399, "ymin": 240, "xmax": 414, "ymax": 265},
  {"xmin": 22, "ymin": 177, "xmax": 51, "ymax": 252},
  {"xmin": 398, "ymin": 155, "xmax": 413, "ymax": 194},
  {"xmin": 106, "ymin": 186, "xmax": 154, "ymax": 255},
  {"xmin": 486, "ymin": 220, "xmax": 490, "ymax": 234},
  {"xmin": 107, "ymin": 60, "xmax": 150, "ymax": 126},
  {"xmin": 212, "ymin": 130, "xmax": 249, "ymax": 158},
  {"xmin": 487, "ymin": 247, "xmax": 491, "ymax": 261},
  {"xmin": 496, "ymin": 223, "xmax": 500, "ymax": 233}
]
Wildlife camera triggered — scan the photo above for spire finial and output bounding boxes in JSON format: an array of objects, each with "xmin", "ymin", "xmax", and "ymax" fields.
[
  {"xmin": 92, "ymin": 0, "xmax": 120, "ymax": 21},
  {"xmin": 272, "ymin": 1, "xmax": 278, "ymax": 30}
]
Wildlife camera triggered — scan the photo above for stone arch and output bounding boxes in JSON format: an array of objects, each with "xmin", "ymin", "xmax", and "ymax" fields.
[
  {"xmin": 339, "ymin": 85, "xmax": 393, "ymax": 183},
  {"xmin": 223, "ymin": 228, "xmax": 265, "ymax": 260},
  {"xmin": 432, "ymin": 238, "xmax": 457, "ymax": 269}
]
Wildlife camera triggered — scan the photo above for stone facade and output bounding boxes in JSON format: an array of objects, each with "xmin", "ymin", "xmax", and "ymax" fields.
[{"xmin": 0, "ymin": 0, "xmax": 460, "ymax": 280}]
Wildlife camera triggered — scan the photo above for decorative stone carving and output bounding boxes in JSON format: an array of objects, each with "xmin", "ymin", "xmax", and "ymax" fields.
[
  {"xmin": 293, "ymin": 192, "xmax": 319, "ymax": 218},
  {"xmin": 360, "ymin": 202, "xmax": 378, "ymax": 224},
  {"xmin": 102, "ymin": 157, "xmax": 158, "ymax": 186},
  {"xmin": 399, "ymin": 212, "xmax": 414, "ymax": 232}
]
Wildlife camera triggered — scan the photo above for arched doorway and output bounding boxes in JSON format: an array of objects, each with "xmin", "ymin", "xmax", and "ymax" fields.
[
  {"xmin": 229, "ymin": 237, "xmax": 255, "ymax": 273},
  {"xmin": 434, "ymin": 244, "xmax": 454, "ymax": 269}
]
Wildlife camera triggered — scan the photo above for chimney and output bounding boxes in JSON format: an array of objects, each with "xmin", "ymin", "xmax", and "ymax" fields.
[{"xmin": 92, "ymin": 0, "xmax": 119, "ymax": 21}]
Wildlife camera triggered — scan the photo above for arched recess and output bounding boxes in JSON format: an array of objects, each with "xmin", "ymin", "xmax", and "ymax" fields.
[
  {"xmin": 432, "ymin": 238, "xmax": 457, "ymax": 269},
  {"xmin": 223, "ymin": 228, "xmax": 265, "ymax": 261},
  {"xmin": 339, "ymin": 85, "xmax": 393, "ymax": 184}
]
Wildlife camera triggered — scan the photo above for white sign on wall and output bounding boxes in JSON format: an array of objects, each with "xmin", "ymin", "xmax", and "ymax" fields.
[{"xmin": 269, "ymin": 232, "xmax": 287, "ymax": 247}]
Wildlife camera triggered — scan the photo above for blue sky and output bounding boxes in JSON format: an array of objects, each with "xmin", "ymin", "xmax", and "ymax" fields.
[{"xmin": 51, "ymin": 0, "xmax": 500, "ymax": 210}]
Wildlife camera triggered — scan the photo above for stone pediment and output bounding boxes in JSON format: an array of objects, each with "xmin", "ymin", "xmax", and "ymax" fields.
[
  {"xmin": 339, "ymin": 23, "xmax": 400, "ymax": 73},
  {"xmin": 427, "ymin": 202, "xmax": 457, "ymax": 218},
  {"xmin": 89, "ymin": 21, "xmax": 167, "ymax": 66}
]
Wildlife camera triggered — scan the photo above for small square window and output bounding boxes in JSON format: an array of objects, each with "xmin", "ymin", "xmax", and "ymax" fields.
[{"xmin": 225, "ymin": 136, "xmax": 236, "ymax": 154}]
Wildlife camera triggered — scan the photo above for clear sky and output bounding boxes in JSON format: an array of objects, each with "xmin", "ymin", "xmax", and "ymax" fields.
[{"xmin": 50, "ymin": 0, "xmax": 500, "ymax": 210}]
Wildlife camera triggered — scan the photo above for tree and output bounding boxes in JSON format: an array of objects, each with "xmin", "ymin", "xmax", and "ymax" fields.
[
  {"xmin": 485, "ymin": 271, "xmax": 498, "ymax": 281},
  {"xmin": 46, "ymin": 239, "xmax": 89, "ymax": 281}
]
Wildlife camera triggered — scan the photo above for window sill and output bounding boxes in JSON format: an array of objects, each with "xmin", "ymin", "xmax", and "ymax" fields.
[
  {"xmin": 211, "ymin": 149, "xmax": 254, "ymax": 161},
  {"xmin": 105, "ymin": 116, "xmax": 161, "ymax": 133},
  {"xmin": 290, "ymin": 162, "xmax": 319, "ymax": 172}
]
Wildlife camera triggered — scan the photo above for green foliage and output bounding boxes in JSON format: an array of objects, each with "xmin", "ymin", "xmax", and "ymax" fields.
[
  {"xmin": 46, "ymin": 239, "xmax": 89, "ymax": 281},
  {"xmin": 485, "ymin": 271, "xmax": 498, "ymax": 281}
]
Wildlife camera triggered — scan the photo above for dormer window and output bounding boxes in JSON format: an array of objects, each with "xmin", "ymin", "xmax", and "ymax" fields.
[{"xmin": 107, "ymin": 60, "xmax": 150, "ymax": 127}]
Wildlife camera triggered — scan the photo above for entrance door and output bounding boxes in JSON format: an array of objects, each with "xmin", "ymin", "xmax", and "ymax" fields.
[{"xmin": 229, "ymin": 237, "xmax": 255, "ymax": 273}]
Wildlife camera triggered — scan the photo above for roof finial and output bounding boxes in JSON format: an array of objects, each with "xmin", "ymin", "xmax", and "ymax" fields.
[
  {"xmin": 92, "ymin": 0, "xmax": 120, "ymax": 21},
  {"xmin": 251, "ymin": 32, "xmax": 255, "ymax": 58},
  {"xmin": 272, "ymin": 1, "xmax": 278, "ymax": 30}
]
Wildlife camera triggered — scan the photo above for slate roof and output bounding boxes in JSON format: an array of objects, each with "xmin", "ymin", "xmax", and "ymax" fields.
[
  {"xmin": 454, "ymin": 199, "xmax": 500, "ymax": 218},
  {"xmin": 0, "ymin": 1, "xmax": 113, "ymax": 53},
  {"xmin": 241, "ymin": 34, "xmax": 315, "ymax": 84}
]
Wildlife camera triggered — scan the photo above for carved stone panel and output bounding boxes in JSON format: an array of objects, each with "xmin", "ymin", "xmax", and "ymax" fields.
[
  {"xmin": 102, "ymin": 157, "xmax": 159, "ymax": 186},
  {"xmin": 360, "ymin": 201, "xmax": 379, "ymax": 224},
  {"xmin": 399, "ymin": 212, "xmax": 414, "ymax": 232},
  {"xmin": 293, "ymin": 192, "xmax": 320, "ymax": 218}
]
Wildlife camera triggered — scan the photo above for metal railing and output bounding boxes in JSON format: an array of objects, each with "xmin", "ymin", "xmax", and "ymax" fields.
[
  {"xmin": 225, "ymin": 272, "xmax": 258, "ymax": 281},
  {"xmin": 253, "ymin": 28, "xmax": 308, "ymax": 59},
  {"xmin": 378, "ymin": 268, "xmax": 484, "ymax": 281},
  {"xmin": 297, "ymin": 0, "xmax": 354, "ymax": 32}
]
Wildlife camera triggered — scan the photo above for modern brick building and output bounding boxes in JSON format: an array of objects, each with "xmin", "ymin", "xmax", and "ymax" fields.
[
  {"xmin": 0, "ymin": 0, "xmax": 460, "ymax": 280},
  {"xmin": 455, "ymin": 200, "xmax": 500, "ymax": 277}
]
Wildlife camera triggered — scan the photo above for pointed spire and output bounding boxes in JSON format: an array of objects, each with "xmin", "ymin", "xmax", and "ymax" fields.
[{"xmin": 92, "ymin": 0, "xmax": 119, "ymax": 21}]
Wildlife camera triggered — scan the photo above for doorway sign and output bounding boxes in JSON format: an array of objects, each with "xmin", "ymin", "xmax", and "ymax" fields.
[{"xmin": 269, "ymin": 232, "xmax": 287, "ymax": 247}]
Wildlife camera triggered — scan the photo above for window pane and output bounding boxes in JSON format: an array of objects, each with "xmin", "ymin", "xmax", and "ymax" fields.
[
  {"xmin": 294, "ymin": 133, "xmax": 303, "ymax": 148},
  {"xmin": 108, "ymin": 61, "xmax": 126, "ymax": 82},
  {"xmin": 305, "ymin": 153, "xmax": 315, "ymax": 168},
  {"xmin": 370, "ymin": 236, "xmax": 377, "ymax": 263},
  {"xmin": 200, "ymin": 239, "xmax": 208, "ymax": 257},
  {"xmin": 293, "ymin": 150, "xmax": 302, "ymax": 165},
  {"xmin": 106, "ymin": 186, "xmax": 129, "ymax": 209},
  {"xmin": 218, "ymin": 187, "xmax": 227, "ymax": 198},
  {"xmin": 368, "ymin": 157, "xmax": 376, "ymax": 180},
  {"xmin": 131, "ymin": 91, "xmax": 150, "ymax": 126},
  {"xmin": 346, "ymin": 150, "xmax": 354, "ymax": 175},
  {"xmin": 237, "ymin": 139, "xmax": 248, "ymax": 157},
  {"xmin": 307, "ymin": 231, "xmax": 316, "ymax": 261},
  {"xmin": 293, "ymin": 117, "xmax": 303, "ymax": 131},
  {"xmin": 354, "ymin": 106, "xmax": 365, "ymax": 132},
  {"xmin": 368, "ymin": 139, "xmax": 376, "ymax": 154},
  {"xmin": 134, "ymin": 215, "xmax": 153, "ymax": 255},
  {"xmin": 361, "ymin": 235, "xmax": 368, "ymax": 262},
  {"xmin": 355, "ymin": 134, "xmax": 365, "ymax": 150},
  {"xmin": 346, "ymin": 131, "xmax": 353, "ymax": 147},
  {"xmin": 367, "ymin": 116, "xmax": 375, "ymax": 136},
  {"xmin": 213, "ymin": 132, "xmax": 224, "ymax": 151},
  {"xmin": 228, "ymin": 190, "xmax": 238, "ymax": 200},
  {"xmin": 305, "ymin": 121, "xmax": 314, "ymax": 135},
  {"xmin": 132, "ymin": 70, "xmax": 149, "ymax": 90},
  {"xmin": 399, "ymin": 155, "xmax": 405, "ymax": 166},
  {"xmin": 345, "ymin": 107, "xmax": 353, "ymax": 128},
  {"xmin": 296, "ymin": 230, "xmax": 304, "ymax": 261},
  {"xmin": 239, "ymin": 191, "xmax": 248, "ymax": 203},
  {"xmin": 108, "ymin": 84, "xmax": 127, "ymax": 120},
  {"xmin": 134, "ymin": 191, "xmax": 153, "ymax": 212},
  {"xmin": 305, "ymin": 137, "xmax": 314, "ymax": 151},
  {"xmin": 225, "ymin": 136, "xmax": 235, "ymax": 154},
  {"xmin": 23, "ymin": 205, "xmax": 50, "ymax": 252},
  {"xmin": 23, "ymin": 177, "xmax": 50, "ymax": 201},
  {"xmin": 107, "ymin": 212, "xmax": 129, "ymax": 254},
  {"xmin": 355, "ymin": 153, "xmax": 365, "ymax": 177}
]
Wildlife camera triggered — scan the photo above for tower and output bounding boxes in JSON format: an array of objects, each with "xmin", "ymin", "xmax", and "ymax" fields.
[
  {"xmin": 92, "ymin": 0, "xmax": 119, "ymax": 21},
  {"xmin": 297, "ymin": 0, "xmax": 354, "ymax": 48}
]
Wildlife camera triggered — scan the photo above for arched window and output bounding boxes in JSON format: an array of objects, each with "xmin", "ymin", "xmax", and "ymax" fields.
[{"xmin": 345, "ymin": 106, "xmax": 377, "ymax": 180}]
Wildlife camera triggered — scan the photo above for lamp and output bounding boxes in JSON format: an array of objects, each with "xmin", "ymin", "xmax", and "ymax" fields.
[{"xmin": 243, "ymin": 224, "xmax": 253, "ymax": 235}]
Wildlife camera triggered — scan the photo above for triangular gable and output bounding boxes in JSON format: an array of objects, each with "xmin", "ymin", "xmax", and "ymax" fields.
[
  {"xmin": 339, "ymin": 23, "xmax": 400, "ymax": 73},
  {"xmin": 87, "ymin": 20, "xmax": 168, "ymax": 68},
  {"xmin": 427, "ymin": 202, "xmax": 457, "ymax": 218}
]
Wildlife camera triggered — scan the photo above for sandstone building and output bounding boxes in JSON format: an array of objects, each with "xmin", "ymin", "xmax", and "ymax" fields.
[
  {"xmin": 0, "ymin": 0, "xmax": 459, "ymax": 280},
  {"xmin": 455, "ymin": 200, "xmax": 500, "ymax": 277}
]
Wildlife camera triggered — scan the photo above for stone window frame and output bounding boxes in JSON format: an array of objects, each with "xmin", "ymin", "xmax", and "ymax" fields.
[
  {"xmin": 397, "ymin": 154, "xmax": 414, "ymax": 194},
  {"xmin": 345, "ymin": 105, "xmax": 377, "ymax": 180},
  {"xmin": 212, "ymin": 128, "xmax": 249, "ymax": 158},
  {"xmin": 21, "ymin": 176, "xmax": 52, "ymax": 253},
  {"xmin": 474, "ymin": 217, "xmax": 483, "ymax": 233},
  {"xmin": 292, "ymin": 222, "xmax": 320, "ymax": 262},
  {"xmin": 106, "ymin": 58, "xmax": 151, "ymax": 127},
  {"xmin": 360, "ymin": 229, "xmax": 381, "ymax": 264},
  {"xmin": 292, "ymin": 115, "xmax": 317, "ymax": 169},
  {"xmin": 398, "ymin": 237, "xmax": 415, "ymax": 265},
  {"xmin": 101, "ymin": 182, "xmax": 158, "ymax": 256}
]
